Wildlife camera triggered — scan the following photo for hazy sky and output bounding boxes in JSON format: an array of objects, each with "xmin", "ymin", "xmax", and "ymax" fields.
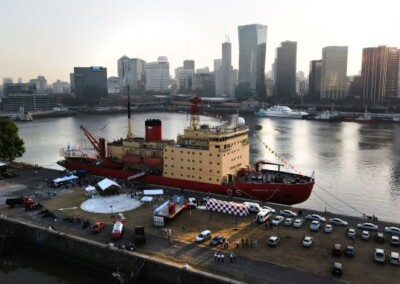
[{"xmin": 1, "ymin": 0, "xmax": 400, "ymax": 83}]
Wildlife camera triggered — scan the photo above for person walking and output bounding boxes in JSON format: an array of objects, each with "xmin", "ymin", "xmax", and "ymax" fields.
[
  {"xmin": 221, "ymin": 254, "xmax": 224, "ymax": 263},
  {"xmin": 236, "ymin": 240, "xmax": 240, "ymax": 249},
  {"xmin": 230, "ymin": 253, "xmax": 233, "ymax": 263},
  {"xmin": 214, "ymin": 252, "xmax": 217, "ymax": 262}
]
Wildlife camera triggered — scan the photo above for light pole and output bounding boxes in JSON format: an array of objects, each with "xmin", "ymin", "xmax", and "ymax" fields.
[{"xmin": 110, "ymin": 205, "xmax": 114, "ymax": 218}]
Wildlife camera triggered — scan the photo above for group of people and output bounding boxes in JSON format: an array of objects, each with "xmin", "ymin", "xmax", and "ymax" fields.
[
  {"xmin": 214, "ymin": 252, "xmax": 237, "ymax": 263},
  {"xmin": 237, "ymin": 237, "xmax": 258, "ymax": 249}
]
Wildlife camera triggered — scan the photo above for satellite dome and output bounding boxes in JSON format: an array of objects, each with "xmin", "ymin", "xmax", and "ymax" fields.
[{"xmin": 237, "ymin": 117, "xmax": 245, "ymax": 125}]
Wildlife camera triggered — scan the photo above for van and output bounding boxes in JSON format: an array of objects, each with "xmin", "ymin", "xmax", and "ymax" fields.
[
  {"xmin": 256, "ymin": 209, "xmax": 271, "ymax": 224},
  {"xmin": 244, "ymin": 202, "xmax": 262, "ymax": 213},
  {"xmin": 390, "ymin": 252, "xmax": 400, "ymax": 265}
]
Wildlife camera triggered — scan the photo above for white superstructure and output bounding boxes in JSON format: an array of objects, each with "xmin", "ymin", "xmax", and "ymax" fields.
[{"xmin": 255, "ymin": 105, "xmax": 308, "ymax": 119}]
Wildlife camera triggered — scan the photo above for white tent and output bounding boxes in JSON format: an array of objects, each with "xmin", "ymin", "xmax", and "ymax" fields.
[
  {"xmin": 141, "ymin": 196, "xmax": 153, "ymax": 202},
  {"xmin": 143, "ymin": 189, "xmax": 164, "ymax": 195},
  {"xmin": 97, "ymin": 178, "xmax": 121, "ymax": 191},
  {"xmin": 53, "ymin": 175, "xmax": 78, "ymax": 184},
  {"xmin": 85, "ymin": 185, "xmax": 96, "ymax": 192}
]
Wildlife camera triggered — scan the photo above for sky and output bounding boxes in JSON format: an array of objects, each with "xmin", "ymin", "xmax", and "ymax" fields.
[{"xmin": 1, "ymin": 0, "xmax": 400, "ymax": 84}]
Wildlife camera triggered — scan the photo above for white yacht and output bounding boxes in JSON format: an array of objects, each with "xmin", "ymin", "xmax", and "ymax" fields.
[
  {"xmin": 255, "ymin": 105, "xmax": 308, "ymax": 119},
  {"xmin": 314, "ymin": 110, "xmax": 342, "ymax": 121}
]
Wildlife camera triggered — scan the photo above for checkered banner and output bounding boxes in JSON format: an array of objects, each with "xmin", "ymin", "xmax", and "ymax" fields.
[{"xmin": 206, "ymin": 198, "xmax": 249, "ymax": 216}]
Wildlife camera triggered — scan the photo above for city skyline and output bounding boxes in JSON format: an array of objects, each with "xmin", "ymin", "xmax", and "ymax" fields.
[{"xmin": 1, "ymin": 0, "xmax": 400, "ymax": 83}]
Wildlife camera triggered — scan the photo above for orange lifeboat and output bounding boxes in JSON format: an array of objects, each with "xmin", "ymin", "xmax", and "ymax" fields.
[{"xmin": 143, "ymin": 157, "xmax": 163, "ymax": 165}]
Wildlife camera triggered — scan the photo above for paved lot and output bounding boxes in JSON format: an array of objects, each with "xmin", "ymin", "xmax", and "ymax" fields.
[{"xmin": 1, "ymin": 166, "xmax": 399, "ymax": 283}]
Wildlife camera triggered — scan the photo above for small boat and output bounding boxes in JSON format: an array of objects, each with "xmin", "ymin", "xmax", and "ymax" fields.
[
  {"xmin": 255, "ymin": 105, "xmax": 308, "ymax": 119},
  {"xmin": 9, "ymin": 107, "xmax": 33, "ymax": 122},
  {"xmin": 393, "ymin": 117, "xmax": 400, "ymax": 122},
  {"xmin": 314, "ymin": 110, "xmax": 342, "ymax": 122}
]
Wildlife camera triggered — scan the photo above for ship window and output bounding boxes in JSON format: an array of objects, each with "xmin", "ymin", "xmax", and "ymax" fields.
[
  {"xmin": 165, "ymin": 172, "xmax": 167, "ymax": 175},
  {"xmin": 187, "ymin": 167, "xmax": 190, "ymax": 170},
  {"xmin": 209, "ymin": 162, "xmax": 212, "ymax": 164},
  {"xmin": 171, "ymin": 158, "xmax": 174, "ymax": 160},
  {"xmin": 171, "ymin": 165, "xmax": 174, "ymax": 168},
  {"xmin": 217, "ymin": 154, "xmax": 220, "ymax": 157},
  {"xmin": 209, "ymin": 178, "xmax": 212, "ymax": 181},
  {"xmin": 187, "ymin": 175, "xmax": 190, "ymax": 178},
  {"xmin": 181, "ymin": 151, "xmax": 183, "ymax": 154},
  {"xmin": 209, "ymin": 170, "xmax": 212, "ymax": 173},
  {"xmin": 192, "ymin": 160, "xmax": 195, "ymax": 162},
  {"xmin": 200, "ymin": 160, "xmax": 202, "ymax": 163},
  {"xmin": 188, "ymin": 159, "xmax": 190, "ymax": 162},
  {"xmin": 217, "ymin": 163, "xmax": 220, "ymax": 165},
  {"xmin": 165, "ymin": 165, "xmax": 168, "ymax": 168},
  {"xmin": 192, "ymin": 175, "xmax": 194, "ymax": 178},
  {"xmin": 199, "ymin": 177, "xmax": 202, "ymax": 180},
  {"xmin": 199, "ymin": 153, "xmax": 202, "ymax": 155},
  {"xmin": 165, "ymin": 157, "xmax": 167, "ymax": 160},
  {"xmin": 209, "ymin": 154, "xmax": 212, "ymax": 157},
  {"xmin": 192, "ymin": 152, "xmax": 195, "ymax": 154},
  {"xmin": 192, "ymin": 168, "xmax": 195, "ymax": 170},
  {"xmin": 181, "ymin": 158, "xmax": 183, "ymax": 161},
  {"xmin": 217, "ymin": 171, "xmax": 220, "ymax": 173},
  {"xmin": 181, "ymin": 174, "xmax": 183, "ymax": 177},
  {"xmin": 200, "ymin": 168, "xmax": 202, "ymax": 171},
  {"xmin": 181, "ymin": 166, "xmax": 183, "ymax": 169},
  {"xmin": 171, "ymin": 150, "xmax": 174, "ymax": 152},
  {"xmin": 171, "ymin": 173, "xmax": 174, "ymax": 176},
  {"xmin": 216, "ymin": 179, "xmax": 219, "ymax": 182},
  {"xmin": 215, "ymin": 145, "xmax": 220, "ymax": 148}
]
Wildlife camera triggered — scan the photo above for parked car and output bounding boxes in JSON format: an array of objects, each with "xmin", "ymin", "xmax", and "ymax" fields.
[
  {"xmin": 332, "ymin": 244, "xmax": 342, "ymax": 257},
  {"xmin": 361, "ymin": 230, "xmax": 370, "ymax": 241},
  {"xmin": 391, "ymin": 235, "xmax": 400, "ymax": 246},
  {"xmin": 195, "ymin": 230, "xmax": 211, "ymax": 242},
  {"xmin": 268, "ymin": 236, "xmax": 280, "ymax": 247},
  {"xmin": 262, "ymin": 205, "xmax": 276, "ymax": 214},
  {"xmin": 91, "ymin": 221, "xmax": 105, "ymax": 234},
  {"xmin": 284, "ymin": 218, "xmax": 293, "ymax": 226},
  {"xmin": 384, "ymin": 226, "xmax": 400, "ymax": 236},
  {"xmin": 347, "ymin": 228, "xmax": 356, "ymax": 239},
  {"xmin": 332, "ymin": 262, "xmax": 343, "ymax": 276},
  {"xmin": 324, "ymin": 224, "xmax": 333, "ymax": 233},
  {"xmin": 302, "ymin": 236, "xmax": 313, "ymax": 247},
  {"xmin": 390, "ymin": 252, "xmax": 400, "ymax": 265},
  {"xmin": 209, "ymin": 235, "xmax": 224, "ymax": 246},
  {"xmin": 293, "ymin": 218, "xmax": 304, "ymax": 228},
  {"xmin": 279, "ymin": 209, "xmax": 297, "ymax": 217},
  {"xmin": 375, "ymin": 232, "xmax": 385, "ymax": 244},
  {"xmin": 357, "ymin": 222, "xmax": 378, "ymax": 231},
  {"xmin": 271, "ymin": 215, "xmax": 284, "ymax": 226},
  {"xmin": 305, "ymin": 214, "xmax": 326, "ymax": 222},
  {"xmin": 244, "ymin": 202, "xmax": 262, "ymax": 213},
  {"xmin": 310, "ymin": 220, "xmax": 321, "ymax": 231},
  {"xmin": 328, "ymin": 217, "xmax": 349, "ymax": 226},
  {"xmin": 374, "ymin": 248, "xmax": 385, "ymax": 263},
  {"xmin": 345, "ymin": 245, "xmax": 355, "ymax": 257}
]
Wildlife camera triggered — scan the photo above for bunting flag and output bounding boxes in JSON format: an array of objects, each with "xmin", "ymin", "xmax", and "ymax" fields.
[{"xmin": 253, "ymin": 135, "xmax": 304, "ymax": 177}]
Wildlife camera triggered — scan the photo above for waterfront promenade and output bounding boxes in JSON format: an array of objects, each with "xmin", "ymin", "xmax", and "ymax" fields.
[{"xmin": 1, "ymin": 165, "xmax": 399, "ymax": 283}]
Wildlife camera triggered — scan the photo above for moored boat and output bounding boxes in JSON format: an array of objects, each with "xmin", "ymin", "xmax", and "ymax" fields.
[
  {"xmin": 58, "ymin": 97, "xmax": 314, "ymax": 205},
  {"xmin": 255, "ymin": 105, "xmax": 308, "ymax": 119}
]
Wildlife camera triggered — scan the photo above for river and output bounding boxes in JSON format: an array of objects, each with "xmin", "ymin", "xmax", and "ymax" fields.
[{"xmin": 3, "ymin": 112, "xmax": 400, "ymax": 282}]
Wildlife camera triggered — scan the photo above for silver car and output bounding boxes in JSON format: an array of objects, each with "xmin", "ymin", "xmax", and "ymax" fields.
[
  {"xmin": 357, "ymin": 222, "xmax": 378, "ymax": 231},
  {"xmin": 328, "ymin": 218, "xmax": 349, "ymax": 226},
  {"xmin": 384, "ymin": 226, "xmax": 400, "ymax": 236}
]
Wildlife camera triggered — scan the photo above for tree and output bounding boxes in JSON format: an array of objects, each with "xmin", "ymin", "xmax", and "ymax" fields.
[{"xmin": 0, "ymin": 120, "xmax": 25, "ymax": 161}]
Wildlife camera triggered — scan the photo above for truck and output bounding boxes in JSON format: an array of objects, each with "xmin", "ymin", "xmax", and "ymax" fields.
[
  {"xmin": 153, "ymin": 195, "xmax": 188, "ymax": 227},
  {"xmin": 5, "ymin": 195, "xmax": 33, "ymax": 208},
  {"xmin": 134, "ymin": 226, "xmax": 146, "ymax": 245},
  {"xmin": 111, "ymin": 219, "xmax": 125, "ymax": 240}
]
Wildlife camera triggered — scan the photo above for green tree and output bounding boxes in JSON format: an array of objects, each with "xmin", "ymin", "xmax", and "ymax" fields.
[{"xmin": 0, "ymin": 120, "xmax": 25, "ymax": 161}]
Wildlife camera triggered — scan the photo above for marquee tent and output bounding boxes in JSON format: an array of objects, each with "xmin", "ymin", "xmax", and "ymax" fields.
[
  {"xmin": 143, "ymin": 189, "xmax": 164, "ymax": 195},
  {"xmin": 53, "ymin": 175, "xmax": 78, "ymax": 184},
  {"xmin": 97, "ymin": 178, "xmax": 121, "ymax": 191}
]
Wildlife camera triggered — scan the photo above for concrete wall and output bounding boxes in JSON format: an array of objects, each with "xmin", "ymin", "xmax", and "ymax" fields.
[{"xmin": 0, "ymin": 217, "xmax": 241, "ymax": 284}]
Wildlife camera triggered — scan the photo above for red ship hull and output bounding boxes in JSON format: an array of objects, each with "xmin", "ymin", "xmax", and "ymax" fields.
[{"xmin": 60, "ymin": 159, "xmax": 314, "ymax": 205}]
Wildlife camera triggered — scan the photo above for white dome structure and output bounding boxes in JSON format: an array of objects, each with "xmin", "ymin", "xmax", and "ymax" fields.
[{"xmin": 237, "ymin": 117, "xmax": 246, "ymax": 126}]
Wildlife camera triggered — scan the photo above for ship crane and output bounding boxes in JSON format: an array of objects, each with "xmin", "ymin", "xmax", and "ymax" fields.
[
  {"xmin": 189, "ymin": 96, "xmax": 201, "ymax": 129},
  {"xmin": 80, "ymin": 125, "xmax": 106, "ymax": 159}
]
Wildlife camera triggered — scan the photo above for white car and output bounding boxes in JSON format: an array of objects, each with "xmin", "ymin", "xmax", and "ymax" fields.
[
  {"xmin": 374, "ymin": 248, "xmax": 385, "ymax": 263},
  {"xmin": 279, "ymin": 209, "xmax": 297, "ymax": 217},
  {"xmin": 384, "ymin": 226, "xmax": 400, "ymax": 236},
  {"xmin": 271, "ymin": 215, "xmax": 284, "ymax": 225},
  {"xmin": 310, "ymin": 220, "xmax": 321, "ymax": 231},
  {"xmin": 391, "ymin": 235, "xmax": 400, "ymax": 246},
  {"xmin": 305, "ymin": 214, "xmax": 326, "ymax": 222},
  {"xmin": 284, "ymin": 218, "xmax": 293, "ymax": 226},
  {"xmin": 347, "ymin": 228, "xmax": 356, "ymax": 239},
  {"xmin": 324, "ymin": 224, "xmax": 333, "ymax": 233},
  {"xmin": 262, "ymin": 205, "xmax": 276, "ymax": 214},
  {"xmin": 357, "ymin": 222, "xmax": 378, "ymax": 231},
  {"xmin": 302, "ymin": 236, "xmax": 313, "ymax": 247},
  {"xmin": 361, "ymin": 230, "xmax": 370, "ymax": 240},
  {"xmin": 328, "ymin": 217, "xmax": 348, "ymax": 226},
  {"xmin": 195, "ymin": 230, "xmax": 211, "ymax": 242},
  {"xmin": 293, "ymin": 218, "xmax": 304, "ymax": 228},
  {"xmin": 268, "ymin": 236, "xmax": 280, "ymax": 247}
]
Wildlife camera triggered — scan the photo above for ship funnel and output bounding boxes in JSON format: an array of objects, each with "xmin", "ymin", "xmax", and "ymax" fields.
[{"xmin": 145, "ymin": 119, "xmax": 162, "ymax": 141}]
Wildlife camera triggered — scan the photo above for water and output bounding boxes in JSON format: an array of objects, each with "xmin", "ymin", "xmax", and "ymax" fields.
[{"xmin": 14, "ymin": 112, "xmax": 400, "ymax": 223}]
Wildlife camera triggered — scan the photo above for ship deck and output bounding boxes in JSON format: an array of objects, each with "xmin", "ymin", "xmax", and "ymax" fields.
[{"xmin": 238, "ymin": 169, "xmax": 312, "ymax": 185}]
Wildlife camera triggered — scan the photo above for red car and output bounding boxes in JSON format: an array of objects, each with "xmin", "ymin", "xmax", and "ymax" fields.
[{"xmin": 91, "ymin": 221, "xmax": 105, "ymax": 233}]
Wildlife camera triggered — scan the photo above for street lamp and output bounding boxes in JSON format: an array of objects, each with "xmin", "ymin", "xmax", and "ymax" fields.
[{"xmin": 110, "ymin": 205, "xmax": 114, "ymax": 218}]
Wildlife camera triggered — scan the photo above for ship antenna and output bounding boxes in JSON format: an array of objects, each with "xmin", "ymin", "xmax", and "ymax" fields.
[
  {"xmin": 127, "ymin": 84, "xmax": 133, "ymax": 139},
  {"xmin": 189, "ymin": 96, "xmax": 201, "ymax": 129}
]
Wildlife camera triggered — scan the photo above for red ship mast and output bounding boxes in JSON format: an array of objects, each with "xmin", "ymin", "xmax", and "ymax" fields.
[{"xmin": 189, "ymin": 96, "xmax": 201, "ymax": 129}]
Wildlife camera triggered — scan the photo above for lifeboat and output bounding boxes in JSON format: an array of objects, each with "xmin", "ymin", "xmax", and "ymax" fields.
[{"xmin": 143, "ymin": 157, "xmax": 163, "ymax": 165}]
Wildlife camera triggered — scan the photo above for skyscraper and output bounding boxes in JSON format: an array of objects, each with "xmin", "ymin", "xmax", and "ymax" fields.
[
  {"xmin": 361, "ymin": 46, "xmax": 400, "ymax": 103},
  {"xmin": 71, "ymin": 66, "xmax": 108, "ymax": 104},
  {"xmin": 215, "ymin": 41, "xmax": 235, "ymax": 97},
  {"xmin": 145, "ymin": 57, "xmax": 170, "ymax": 92},
  {"xmin": 321, "ymin": 46, "xmax": 348, "ymax": 100},
  {"xmin": 183, "ymin": 60, "xmax": 195, "ymax": 74},
  {"xmin": 238, "ymin": 24, "xmax": 267, "ymax": 97},
  {"xmin": 275, "ymin": 41, "xmax": 297, "ymax": 100},
  {"xmin": 309, "ymin": 60, "xmax": 322, "ymax": 99}
]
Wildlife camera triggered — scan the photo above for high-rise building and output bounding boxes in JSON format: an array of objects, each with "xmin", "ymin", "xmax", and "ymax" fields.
[
  {"xmin": 275, "ymin": 41, "xmax": 297, "ymax": 99},
  {"xmin": 175, "ymin": 67, "xmax": 193, "ymax": 92},
  {"xmin": 107, "ymin": 77, "xmax": 119, "ymax": 94},
  {"xmin": 215, "ymin": 41, "xmax": 235, "ymax": 97},
  {"xmin": 309, "ymin": 60, "xmax": 322, "ymax": 98},
  {"xmin": 52, "ymin": 80, "xmax": 70, "ymax": 94},
  {"xmin": 321, "ymin": 46, "xmax": 348, "ymax": 100},
  {"xmin": 238, "ymin": 24, "xmax": 267, "ymax": 97},
  {"xmin": 29, "ymin": 76, "xmax": 47, "ymax": 94},
  {"xmin": 71, "ymin": 66, "xmax": 108, "ymax": 104},
  {"xmin": 3, "ymin": 78, "xmax": 13, "ymax": 84},
  {"xmin": 117, "ymin": 55, "xmax": 129, "ymax": 91},
  {"xmin": 145, "ymin": 57, "xmax": 170, "ymax": 92},
  {"xmin": 117, "ymin": 56, "xmax": 146, "ymax": 94},
  {"xmin": 361, "ymin": 46, "xmax": 400, "ymax": 103},
  {"xmin": 213, "ymin": 59, "xmax": 222, "ymax": 72},
  {"xmin": 183, "ymin": 60, "xmax": 195, "ymax": 74}
]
